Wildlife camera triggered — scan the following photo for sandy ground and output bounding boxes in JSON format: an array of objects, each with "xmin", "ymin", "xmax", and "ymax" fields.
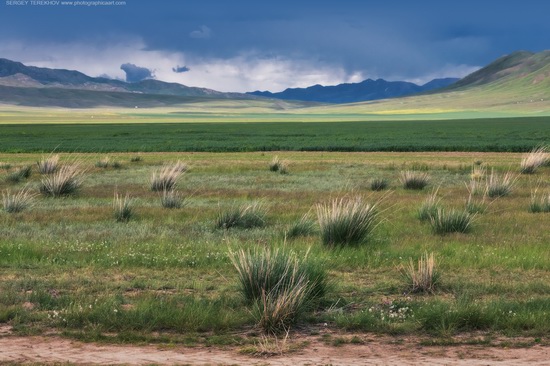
[{"xmin": 1, "ymin": 332, "xmax": 550, "ymax": 366}]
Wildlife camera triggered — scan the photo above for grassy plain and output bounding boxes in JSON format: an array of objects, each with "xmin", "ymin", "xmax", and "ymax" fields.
[
  {"xmin": 1, "ymin": 117, "xmax": 550, "ymax": 153},
  {"xmin": 1, "ymin": 151, "xmax": 550, "ymax": 346}
]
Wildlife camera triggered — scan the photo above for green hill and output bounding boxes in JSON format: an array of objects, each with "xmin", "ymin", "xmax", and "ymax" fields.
[{"xmin": 308, "ymin": 50, "xmax": 550, "ymax": 118}]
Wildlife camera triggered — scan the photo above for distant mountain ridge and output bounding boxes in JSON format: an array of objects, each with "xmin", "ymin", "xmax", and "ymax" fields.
[
  {"xmin": 247, "ymin": 77, "xmax": 459, "ymax": 103},
  {"xmin": 0, "ymin": 58, "xmax": 249, "ymax": 99}
]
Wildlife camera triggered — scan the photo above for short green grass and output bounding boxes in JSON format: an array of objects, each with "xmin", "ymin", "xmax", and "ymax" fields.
[
  {"xmin": 0, "ymin": 151, "xmax": 550, "ymax": 346},
  {"xmin": 0, "ymin": 117, "xmax": 549, "ymax": 152}
]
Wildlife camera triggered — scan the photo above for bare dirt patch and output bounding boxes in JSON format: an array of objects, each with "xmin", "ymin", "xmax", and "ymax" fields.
[{"xmin": 1, "ymin": 334, "xmax": 550, "ymax": 365}]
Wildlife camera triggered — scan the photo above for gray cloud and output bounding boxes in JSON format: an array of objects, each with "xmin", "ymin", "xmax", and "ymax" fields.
[
  {"xmin": 120, "ymin": 63, "xmax": 154, "ymax": 82},
  {"xmin": 189, "ymin": 25, "xmax": 212, "ymax": 39},
  {"xmin": 172, "ymin": 65, "xmax": 190, "ymax": 73}
]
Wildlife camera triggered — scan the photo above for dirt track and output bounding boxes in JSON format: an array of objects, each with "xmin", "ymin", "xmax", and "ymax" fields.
[{"xmin": 2, "ymin": 334, "xmax": 550, "ymax": 365}]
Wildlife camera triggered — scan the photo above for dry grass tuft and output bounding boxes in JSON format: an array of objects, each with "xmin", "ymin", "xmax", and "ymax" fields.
[
  {"xmin": 400, "ymin": 252, "xmax": 439, "ymax": 294},
  {"xmin": 150, "ymin": 161, "xmax": 187, "ymax": 191},
  {"xmin": 316, "ymin": 196, "xmax": 379, "ymax": 247},
  {"xmin": 520, "ymin": 146, "xmax": 549, "ymax": 174},
  {"xmin": 399, "ymin": 171, "xmax": 430, "ymax": 190},
  {"xmin": 37, "ymin": 154, "xmax": 60, "ymax": 175},
  {"xmin": 2, "ymin": 187, "xmax": 37, "ymax": 213},
  {"xmin": 39, "ymin": 163, "xmax": 86, "ymax": 197}
]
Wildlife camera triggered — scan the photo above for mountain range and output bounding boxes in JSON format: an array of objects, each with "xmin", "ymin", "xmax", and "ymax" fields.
[
  {"xmin": 0, "ymin": 50, "xmax": 549, "ymax": 110},
  {"xmin": 0, "ymin": 58, "xmax": 457, "ymax": 107},
  {"xmin": 247, "ymin": 77, "xmax": 459, "ymax": 103}
]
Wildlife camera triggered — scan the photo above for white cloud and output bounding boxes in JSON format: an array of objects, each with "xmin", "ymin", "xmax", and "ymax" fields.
[
  {"xmin": 0, "ymin": 40, "xmax": 367, "ymax": 92},
  {"xmin": 189, "ymin": 25, "xmax": 212, "ymax": 39},
  {"xmin": 0, "ymin": 38, "xmax": 477, "ymax": 92}
]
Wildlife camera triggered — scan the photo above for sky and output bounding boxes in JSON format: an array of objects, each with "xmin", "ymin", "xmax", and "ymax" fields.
[{"xmin": 1, "ymin": 0, "xmax": 549, "ymax": 92}]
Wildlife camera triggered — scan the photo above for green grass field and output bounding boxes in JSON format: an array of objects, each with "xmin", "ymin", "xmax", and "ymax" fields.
[
  {"xmin": 1, "ymin": 151, "xmax": 550, "ymax": 347},
  {"xmin": 1, "ymin": 117, "xmax": 549, "ymax": 153}
]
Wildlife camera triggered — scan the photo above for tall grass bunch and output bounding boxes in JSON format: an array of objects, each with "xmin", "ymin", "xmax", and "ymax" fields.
[
  {"xmin": 400, "ymin": 252, "xmax": 439, "ymax": 293},
  {"xmin": 36, "ymin": 154, "xmax": 59, "ymax": 174},
  {"xmin": 150, "ymin": 161, "xmax": 186, "ymax": 191},
  {"xmin": 113, "ymin": 193, "xmax": 134, "ymax": 222},
  {"xmin": 529, "ymin": 189, "xmax": 550, "ymax": 213},
  {"xmin": 399, "ymin": 171, "xmax": 430, "ymax": 190},
  {"xmin": 286, "ymin": 213, "xmax": 316, "ymax": 238},
  {"xmin": 520, "ymin": 146, "xmax": 549, "ymax": 174},
  {"xmin": 486, "ymin": 169, "xmax": 517, "ymax": 198},
  {"xmin": 2, "ymin": 187, "xmax": 36, "ymax": 213},
  {"xmin": 5, "ymin": 166, "xmax": 32, "ymax": 183},
  {"xmin": 430, "ymin": 208, "xmax": 475, "ymax": 235},
  {"xmin": 229, "ymin": 248, "xmax": 326, "ymax": 333},
  {"xmin": 160, "ymin": 190, "xmax": 185, "ymax": 209},
  {"xmin": 316, "ymin": 196, "xmax": 379, "ymax": 247},
  {"xmin": 370, "ymin": 178, "xmax": 389, "ymax": 191},
  {"xmin": 216, "ymin": 202, "xmax": 267, "ymax": 229},
  {"xmin": 417, "ymin": 188, "xmax": 441, "ymax": 221},
  {"xmin": 269, "ymin": 156, "xmax": 289, "ymax": 173},
  {"xmin": 39, "ymin": 164, "xmax": 86, "ymax": 197}
]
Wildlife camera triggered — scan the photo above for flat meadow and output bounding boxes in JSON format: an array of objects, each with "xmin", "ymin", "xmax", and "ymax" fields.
[{"xmin": 1, "ymin": 150, "xmax": 550, "ymax": 348}]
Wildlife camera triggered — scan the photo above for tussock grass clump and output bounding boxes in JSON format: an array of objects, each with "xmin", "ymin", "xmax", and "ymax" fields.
[
  {"xmin": 36, "ymin": 154, "xmax": 59, "ymax": 174},
  {"xmin": 286, "ymin": 214, "xmax": 316, "ymax": 238},
  {"xmin": 529, "ymin": 190, "xmax": 550, "ymax": 213},
  {"xmin": 417, "ymin": 189, "xmax": 441, "ymax": 221},
  {"xmin": 316, "ymin": 196, "xmax": 379, "ymax": 247},
  {"xmin": 0, "ymin": 162, "xmax": 12, "ymax": 170},
  {"xmin": 400, "ymin": 252, "xmax": 439, "ymax": 294},
  {"xmin": 269, "ymin": 156, "xmax": 289, "ymax": 174},
  {"xmin": 130, "ymin": 155, "xmax": 143, "ymax": 163},
  {"xmin": 370, "ymin": 178, "xmax": 389, "ymax": 191},
  {"xmin": 470, "ymin": 164, "xmax": 486, "ymax": 181},
  {"xmin": 399, "ymin": 171, "xmax": 430, "ymax": 190},
  {"xmin": 520, "ymin": 146, "xmax": 549, "ymax": 174},
  {"xmin": 113, "ymin": 193, "xmax": 134, "ymax": 222},
  {"xmin": 95, "ymin": 157, "xmax": 110, "ymax": 168},
  {"xmin": 39, "ymin": 164, "xmax": 86, "ymax": 197},
  {"xmin": 150, "ymin": 161, "xmax": 186, "ymax": 192},
  {"xmin": 160, "ymin": 190, "xmax": 185, "ymax": 209},
  {"xmin": 216, "ymin": 202, "xmax": 267, "ymax": 229},
  {"xmin": 269, "ymin": 156, "xmax": 282, "ymax": 172},
  {"xmin": 430, "ymin": 208, "xmax": 475, "ymax": 235},
  {"xmin": 229, "ymin": 248, "xmax": 326, "ymax": 333},
  {"xmin": 5, "ymin": 166, "xmax": 32, "ymax": 183},
  {"xmin": 2, "ymin": 187, "xmax": 36, "ymax": 213},
  {"xmin": 486, "ymin": 169, "xmax": 517, "ymax": 198}
]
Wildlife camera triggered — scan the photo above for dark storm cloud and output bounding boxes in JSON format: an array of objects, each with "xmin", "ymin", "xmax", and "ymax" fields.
[
  {"xmin": 1, "ymin": 0, "xmax": 550, "ymax": 87},
  {"xmin": 172, "ymin": 65, "xmax": 190, "ymax": 73},
  {"xmin": 120, "ymin": 63, "xmax": 154, "ymax": 82}
]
